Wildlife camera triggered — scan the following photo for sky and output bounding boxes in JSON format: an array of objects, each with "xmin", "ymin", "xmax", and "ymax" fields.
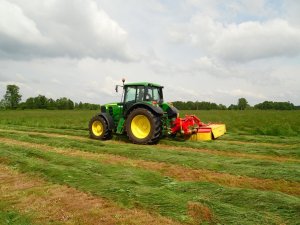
[{"xmin": 0, "ymin": 0, "xmax": 299, "ymax": 106}]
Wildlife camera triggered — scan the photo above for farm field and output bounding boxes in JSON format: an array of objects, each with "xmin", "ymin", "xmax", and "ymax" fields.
[{"xmin": 0, "ymin": 110, "xmax": 299, "ymax": 225}]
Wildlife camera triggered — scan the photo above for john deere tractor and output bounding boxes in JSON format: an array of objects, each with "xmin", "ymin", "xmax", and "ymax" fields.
[{"xmin": 89, "ymin": 80, "xmax": 226, "ymax": 144}]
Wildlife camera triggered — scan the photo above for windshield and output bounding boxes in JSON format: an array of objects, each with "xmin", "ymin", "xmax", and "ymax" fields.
[
  {"xmin": 145, "ymin": 87, "xmax": 163, "ymax": 103},
  {"xmin": 124, "ymin": 86, "xmax": 163, "ymax": 103}
]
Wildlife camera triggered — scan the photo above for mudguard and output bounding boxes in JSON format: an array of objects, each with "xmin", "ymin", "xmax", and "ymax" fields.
[
  {"xmin": 98, "ymin": 112, "xmax": 115, "ymax": 130},
  {"xmin": 125, "ymin": 103, "xmax": 164, "ymax": 118},
  {"xmin": 166, "ymin": 105, "xmax": 179, "ymax": 118}
]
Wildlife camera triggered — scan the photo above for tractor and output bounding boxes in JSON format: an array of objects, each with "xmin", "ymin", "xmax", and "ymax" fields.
[{"xmin": 89, "ymin": 79, "xmax": 226, "ymax": 144}]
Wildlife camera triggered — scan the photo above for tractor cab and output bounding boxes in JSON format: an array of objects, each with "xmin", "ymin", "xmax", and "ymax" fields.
[
  {"xmin": 124, "ymin": 84, "xmax": 163, "ymax": 104},
  {"xmin": 114, "ymin": 81, "xmax": 165, "ymax": 116}
]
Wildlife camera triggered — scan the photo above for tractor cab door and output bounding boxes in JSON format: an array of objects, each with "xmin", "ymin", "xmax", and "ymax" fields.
[
  {"xmin": 145, "ymin": 86, "xmax": 163, "ymax": 104},
  {"xmin": 123, "ymin": 85, "xmax": 145, "ymax": 114}
]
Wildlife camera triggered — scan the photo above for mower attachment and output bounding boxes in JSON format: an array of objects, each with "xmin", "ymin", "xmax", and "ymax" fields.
[{"xmin": 171, "ymin": 115, "xmax": 226, "ymax": 141}]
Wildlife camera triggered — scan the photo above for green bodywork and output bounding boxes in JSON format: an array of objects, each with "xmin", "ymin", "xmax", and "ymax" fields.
[{"xmin": 100, "ymin": 82, "xmax": 178, "ymax": 135}]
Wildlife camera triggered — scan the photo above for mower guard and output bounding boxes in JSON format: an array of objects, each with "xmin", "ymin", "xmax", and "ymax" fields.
[{"xmin": 186, "ymin": 124, "xmax": 226, "ymax": 141}]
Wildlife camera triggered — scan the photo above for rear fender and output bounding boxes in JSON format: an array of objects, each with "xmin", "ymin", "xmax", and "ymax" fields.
[{"xmin": 125, "ymin": 103, "xmax": 164, "ymax": 118}]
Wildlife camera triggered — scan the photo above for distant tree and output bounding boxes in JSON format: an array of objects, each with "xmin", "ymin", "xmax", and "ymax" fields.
[
  {"xmin": 88, "ymin": 103, "xmax": 100, "ymax": 110},
  {"xmin": 0, "ymin": 99, "xmax": 7, "ymax": 110},
  {"xmin": 25, "ymin": 97, "xmax": 36, "ymax": 109},
  {"xmin": 74, "ymin": 102, "xmax": 100, "ymax": 110},
  {"xmin": 254, "ymin": 101, "xmax": 295, "ymax": 110},
  {"xmin": 78, "ymin": 102, "xmax": 83, "ymax": 109},
  {"xmin": 56, "ymin": 97, "xmax": 74, "ymax": 109},
  {"xmin": 3, "ymin": 84, "xmax": 22, "ymax": 109},
  {"xmin": 47, "ymin": 98, "xmax": 57, "ymax": 110},
  {"xmin": 237, "ymin": 98, "xmax": 248, "ymax": 110},
  {"xmin": 172, "ymin": 101, "xmax": 226, "ymax": 110},
  {"xmin": 228, "ymin": 104, "xmax": 238, "ymax": 110},
  {"xmin": 67, "ymin": 99, "xmax": 74, "ymax": 109},
  {"xmin": 18, "ymin": 102, "xmax": 27, "ymax": 110},
  {"xmin": 218, "ymin": 104, "xmax": 227, "ymax": 110},
  {"xmin": 35, "ymin": 95, "xmax": 48, "ymax": 109}
]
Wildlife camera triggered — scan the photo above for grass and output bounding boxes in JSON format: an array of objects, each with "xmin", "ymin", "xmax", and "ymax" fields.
[
  {"xmin": 0, "ymin": 199, "xmax": 33, "ymax": 225},
  {"xmin": 0, "ymin": 208, "xmax": 32, "ymax": 225},
  {"xmin": 0, "ymin": 109, "xmax": 299, "ymax": 136},
  {"xmin": 0, "ymin": 109, "xmax": 299, "ymax": 224},
  {"xmin": 0, "ymin": 143, "xmax": 299, "ymax": 224},
  {"xmin": 1, "ymin": 132, "xmax": 299, "ymax": 182}
]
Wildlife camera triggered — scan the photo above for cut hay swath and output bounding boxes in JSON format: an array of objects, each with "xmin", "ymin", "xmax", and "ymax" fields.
[{"xmin": 0, "ymin": 110, "xmax": 299, "ymax": 224}]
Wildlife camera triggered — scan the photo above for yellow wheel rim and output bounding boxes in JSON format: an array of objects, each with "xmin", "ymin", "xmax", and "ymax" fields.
[
  {"xmin": 92, "ymin": 121, "xmax": 104, "ymax": 136},
  {"xmin": 131, "ymin": 115, "xmax": 151, "ymax": 139}
]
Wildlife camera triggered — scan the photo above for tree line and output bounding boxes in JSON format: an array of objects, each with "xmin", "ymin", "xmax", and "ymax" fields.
[
  {"xmin": 173, "ymin": 101, "xmax": 227, "ymax": 110},
  {"xmin": 0, "ymin": 84, "xmax": 298, "ymax": 110},
  {"xmin": 0, "ymin": 84, "xmax": 99, "ymax": 110},
  {"xmin": 174, "ymin": 98, "xmax": 297, "ymax": 110}
]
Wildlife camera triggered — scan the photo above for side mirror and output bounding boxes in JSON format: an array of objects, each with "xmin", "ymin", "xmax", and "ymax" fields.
[{"xmin": 115, "ymin": 85, "xmax": 118, "ymax": 92}]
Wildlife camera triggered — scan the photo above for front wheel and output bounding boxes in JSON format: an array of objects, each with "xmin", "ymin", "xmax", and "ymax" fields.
[
  {"xmin": 126, "ymin": 108, "xmax": 162, "ymax": 144},
  {"xmin": 89, "ymin": 115, "xmax": 112, "ymax": 140}
]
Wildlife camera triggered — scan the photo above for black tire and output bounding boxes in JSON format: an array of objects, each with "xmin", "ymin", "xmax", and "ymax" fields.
[
  {"xmin": 126, "ymin": 108, "xmax": 162, "ymax": 144},
  {"xmin": 89, "ymin": 115, "xmax": 112, "ymax": 140}
]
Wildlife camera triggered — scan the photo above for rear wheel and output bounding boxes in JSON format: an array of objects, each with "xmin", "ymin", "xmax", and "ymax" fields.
[
  {"xmin": 126, "ymin": 108, "xmax": 162, "ymax": 144},
  {"xmin": 89, "ymin": 115, "xmax": 112, "ymax": 140}
]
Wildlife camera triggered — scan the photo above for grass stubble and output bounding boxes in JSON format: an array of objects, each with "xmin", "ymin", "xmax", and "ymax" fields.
[{"xmin": 0, "ymin": 109, "xmax": 299, "ymax": 224}]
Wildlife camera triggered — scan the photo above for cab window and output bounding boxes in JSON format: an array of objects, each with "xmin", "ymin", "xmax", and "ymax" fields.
[
  {"xmin": 146, "ymin": 87, "xmax": 163, "ymax": 102},
  {"xmin": 124, "ymin": 87, "xmax": 136, "ymax": 103},
  {"xmin": 136, "ymin": 86, "xmax": 145, "ymax": 102},
  {"xmin": 124, "ymin": 86, "xmax": 145, "ymax": 103}
]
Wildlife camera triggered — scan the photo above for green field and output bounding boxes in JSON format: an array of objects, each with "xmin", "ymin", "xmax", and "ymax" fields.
[{"xmin": 0, "ymin": 110, "xmax": 299, "ymax": 224}]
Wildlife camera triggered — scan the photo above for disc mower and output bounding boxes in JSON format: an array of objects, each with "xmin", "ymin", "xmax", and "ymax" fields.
[{"xmin": 89, "ymin": 79, "xmax": 226, "ymax": 144}]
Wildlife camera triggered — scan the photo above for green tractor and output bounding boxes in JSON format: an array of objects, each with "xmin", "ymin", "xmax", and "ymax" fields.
[
  {"xmin": 89, "ymin": 79, "xmax": 179, "ymax": 144},
  {"xmin": 89, "ymin": 79, "xmax": 226, "ymax": 144}
]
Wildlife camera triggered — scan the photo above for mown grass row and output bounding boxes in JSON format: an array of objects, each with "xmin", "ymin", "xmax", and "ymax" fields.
[
  {"xmin": 2, "ymin": 136, "xmax": 299, "ymax": 196},
  {"xmin": 1, "ymin": 126, "xmax": 299, "ymax": 159},
  {"xmin": 160, "ymin": 138, "xmax": 300, "ymax": 159},
  {"xmin": 0, "ymin": 164, "xmax": 178, "ymax": 225},
  {"xmin": 0, "ymin": 142, "xmax": 299, "ymax": 225},
  {"xmin": 0, "ymin": 166, "xmax": 34, "ymax": 225},
  {"xmin": 1, "ymin": 132, "xmax": 299, "ymax": 183},
  {"xmin": 0, "ymin": 205, "xmax": 32, "ymax": 225},
  {"xmin": 1, "ymin": 109, "xmax": 300, "ymax": 136}
]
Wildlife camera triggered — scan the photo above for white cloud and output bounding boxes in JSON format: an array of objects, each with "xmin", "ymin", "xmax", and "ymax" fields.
[
  {"xmin": 284, "ymin": 0, "xmax": 300, "ymax": 26},
  {"xmin": 0, "ymin": 0, "xmax": 49, "ymax": 45},
  {"xmin": 170, "ymin": 16, "xmax": 300, "ymax": 62},
  {"xmin": 218, "ymin": 89, "xmax": 266, "ymax": 100},
  {"xmin": 213, "ymin": 19, "xmax": 300, "ymax": 62},
  {"xmin": 0, "ymin": 0, "xmax": 135, "ymax": 60}
]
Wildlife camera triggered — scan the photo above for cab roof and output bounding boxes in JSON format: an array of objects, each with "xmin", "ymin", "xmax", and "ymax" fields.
[{"xmin": 124, "ymin": 82, "xmax": 163, "ymax": 88}]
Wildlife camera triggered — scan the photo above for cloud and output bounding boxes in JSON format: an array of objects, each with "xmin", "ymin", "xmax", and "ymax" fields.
[
  {"xmin": 0, "ymin": 0, "xmax": 49, "ymax": 45},
  {"xmin": 284, "ymin": 0, "xmax": 300, "ymax": 25},
  {"xmin": 169, "ymin": 15, "xmax": 300, "ymax": 62},
  {"xmin": 1, "ymin": 0, "xmax": 300, "ymax": 107},
  {"xmin": 217, "ymin": 89, "xmax": 266, "ymax": 100},
  {"xmin": 213, "ymin": 19, "xmax": 300, "ymax": 62},
  {"xmin": 0, "ymin": 0, "xmax": 135, "ymax": 61}
]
